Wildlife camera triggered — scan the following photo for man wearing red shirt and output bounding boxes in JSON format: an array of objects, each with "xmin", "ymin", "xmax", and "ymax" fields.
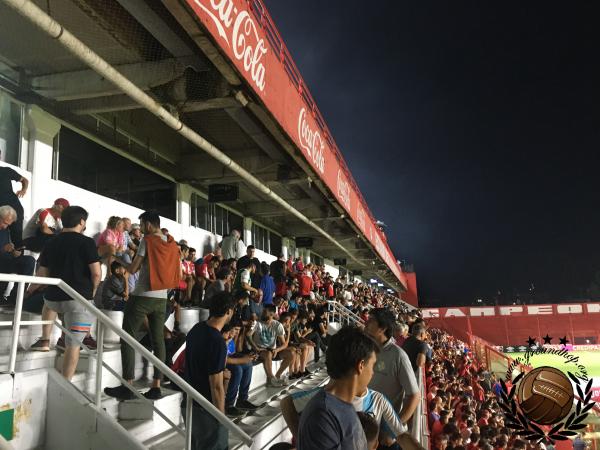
[{"xmin": 298, "ymin": 269, "xmax": 313, "ymax": 298}]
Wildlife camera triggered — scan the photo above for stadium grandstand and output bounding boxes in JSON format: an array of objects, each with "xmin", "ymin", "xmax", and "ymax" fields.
[{"xmin": 0, "ymin": 1, "xmax": 598, "ymax": 450}]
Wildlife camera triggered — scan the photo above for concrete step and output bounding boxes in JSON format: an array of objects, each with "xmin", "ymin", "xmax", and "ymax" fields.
[
  {"xmin": 0, "ymin": 348, "xmax": 58, "ymax": 372},
  {"xmin": 144, "ymin": 365, "xmax": 330, "ymax": 450}
]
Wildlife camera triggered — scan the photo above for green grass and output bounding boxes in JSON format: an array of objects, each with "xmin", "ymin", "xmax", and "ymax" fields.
[{"xmin": 505, "ymin": 350, "xmax": 600, "ymax": 379}]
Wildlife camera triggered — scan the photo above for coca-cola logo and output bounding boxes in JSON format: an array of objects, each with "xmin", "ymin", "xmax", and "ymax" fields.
[
  {"xmin": 356, "ymin": 205, "xmax": 366, "ymax": 231},
  {"xmin": 194, "ymin": 0, "xmax": 267, "ymax": 92},
  {"xmin": 337, "ymin": 169, "xmax": 351, "ymax": 210},
  {"xmin": 298, "ymin": 108, "xmax": 325, "ymax": 174}
]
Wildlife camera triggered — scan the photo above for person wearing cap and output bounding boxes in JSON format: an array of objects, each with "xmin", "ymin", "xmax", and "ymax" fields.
[
  {"xmin": 129, "ymin": 223, "xmax": 142, "ymax": 249},
  {"xmin": 22, "ymin": 198, "xmax": 69, "ymax": 252}
]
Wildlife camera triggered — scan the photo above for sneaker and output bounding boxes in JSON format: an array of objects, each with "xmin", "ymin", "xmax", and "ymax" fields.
[
  {"xmin": 143, "ymin": 388, "xmax": 162, "ymax": 400},
  {"xmin": 302, "ymin": 369, "xmax": 313, "ymax": 376},
  {"xmin": 236, "ymin": 400, "xmax": 260, "ymax": 411},
  {"xmin": 289, "ymin": 373, "xmax": 301, "ymax": 380},
  {"xmin": 82, "ymin": 336, "xmax": 97, "ymax": 350},
  {"xmin": 104, "ymin": 385, "xmax": 136, "ymax": 401},
  {"xmin": 225, "ymin": 406, "xmax": 247, "ymax": 418},
  {"xmin": 267, "ymin": 377, "xmax": 283, "ymax": 387},
  {"xmin": 55, "ymin": 336, "xmax": 65, "ymax": 350},
  {"xmin": 30, "ymin": 339, "xmax": 50, "ymax": 352}
]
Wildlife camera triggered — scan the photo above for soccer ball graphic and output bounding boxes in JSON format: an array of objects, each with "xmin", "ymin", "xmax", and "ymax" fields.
[{"xmin": 517, "ymin": 366, "xmax": 574, "ymax": 425}]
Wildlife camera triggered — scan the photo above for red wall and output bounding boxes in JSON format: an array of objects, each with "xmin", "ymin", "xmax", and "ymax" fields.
[
  {"xmin": 423, "ymin": 304, "xmax": 600, "ymax": 346},
  {"xmin": 401, "ymin": 272, "xmax": 419, "ymax": 307}
]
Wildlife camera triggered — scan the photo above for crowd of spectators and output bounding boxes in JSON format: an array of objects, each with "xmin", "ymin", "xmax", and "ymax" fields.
[
  {"xmin": 426, "ymin": 329, "xmax": 553, "ymax": 450},
  {"xmin": 3, "ymin": 193, "xmax": 581, "ymax": 450}
]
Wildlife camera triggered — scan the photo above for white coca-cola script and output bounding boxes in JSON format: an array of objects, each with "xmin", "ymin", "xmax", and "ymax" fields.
[
  {"xmin": 356, "ymin": 205, "xmax": 366, "ymax": 231},
  {"xmin": 337, "ymin": 169, "xmax": 351, "ymax": 210},
  {"xmin": 298, "ymin": 107, "xmax": 325, "ymax": 174},
  {"xmin": 195, "ymin": 0, "xmax": 267, "ymax": 92}
]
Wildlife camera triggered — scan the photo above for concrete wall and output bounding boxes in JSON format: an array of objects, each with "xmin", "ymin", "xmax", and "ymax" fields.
[
  {"xmin": 1, "ymin": 103, "xmax": 283, "ymax": 262},
  {"xmin": 0, "ymin": 371, "xmax": 48, "ymax": 450}
]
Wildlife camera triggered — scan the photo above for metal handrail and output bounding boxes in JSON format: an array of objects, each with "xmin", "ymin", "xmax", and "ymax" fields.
[
  {"xmin": 327, "ymin": 300, "xmax": 364, "ymax": 327},
  {"xmin": 411, "ymin": 367, "xmax": 429, "ymax": 448},
  {"xmin": 0, "ymin": 273, "xmax": 253, "ymax": 448}
]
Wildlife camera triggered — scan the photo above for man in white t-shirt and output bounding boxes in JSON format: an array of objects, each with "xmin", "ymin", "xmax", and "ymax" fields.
[{"xmin": 248, "ymin": 305, "xmax": 292, "ymax": 387}]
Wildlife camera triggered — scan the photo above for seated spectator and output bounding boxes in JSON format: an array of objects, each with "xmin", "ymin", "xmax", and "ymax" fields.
[
  {"xmin": 222, "ymin": 322, "xmax": 260, "ymax": 417},
  {"xmin": 0, "ymin": 205, "xmax": 35, "ymax": 302},
  {"xmin": 129, "ymin": 223, "xmax": 142, "ymax": 248},
  {"xmin": 97, "ymin": 216, "xmax": 130, "ymax": 264},
  {"xmin": 290, "ymin": 310, "xmax": 315, "ymax": 376},
  {"xmin": 22, "ymin": 198, "xmax": 69, "ymax": 252},
  {"xmin": 100, "ymin": 261, "xmax": 128, "ymax": 311},
  {"xmin": 297, "ymin": 326, "xmax": 378, "ymax": 450},
  {"xmin": 270, "ymin": 254, "xmax": 287, "ymax": 299},
  {"xmin": 204, "ymin": 268, "xmax": 231, "ymax": 304},
  {"xmin": 179, "ymin": 244, "xmax": 195, "ymax": 305},
  {"xmin": 197, "ymin": 254, "xmax": 221, "ymax": 301},
  {"xmin": 248, "ymin": 305, "xmax": 293, "ymax": 387},
  {"xmin": 248, "ymin": 289, "xmax": 264, "ymax": 320}
]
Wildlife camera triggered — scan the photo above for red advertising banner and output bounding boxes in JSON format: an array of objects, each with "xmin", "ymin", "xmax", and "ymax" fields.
[
  {"xmin": 422, "ymin": 303, "xmax": 600, "ymax": 318},
  {"xmin": 184, "ymin": 0, "xmax": 405, "ymax": 286},
  {"xmin": 424, "ymin": 303, "xmax": 600, "ymax": 346}
]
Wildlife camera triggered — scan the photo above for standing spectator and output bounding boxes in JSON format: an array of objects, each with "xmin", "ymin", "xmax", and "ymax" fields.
[
  {"xmin": 105, "ymin": 211, "xmax": 181, "ymax": 401},
  {"xmin": 183, "ymin": 292, "xmax": 235, "ymax": 450},
  {"xmin": 0, "ymin": 160, "xmax": 28, "ymax": 247},
  {"xmin": 22, "ymin": 198, "xmax": 69, "ymax": 252},
  {"xmin": 259, "ymin": 262, "xmax": 275, "ymax": 305},
  {"xmin": 297, "ymin": 326, "xmax": 378, "ymax": 450},
  {"xmin": 402, "ymin": 322, "xmax": 429, "ymax": 372},
  {"xmin": 0, "ymin": 205, "xmax": 35, "ymax": 302},
  {"xmin": 270, "ymin": 254, "xmax": 287, "ymax": 288},
  {"xmin": 298, "ymin": 268, "xmax": 313, "ymax": 298},
  {"xmin": 237, "ymin": 245, "xmax": 260, "ymax": 271},
  {"xmin": 220, "ymin": 229, "xmax": 245, "ymax": 260},
  {"xmin": 223, "ymin": 323, "xmax": 259, "ymax": 417},
  {"xmin": 232, "ymin": 262, "xmax": 258, "ymax": 296},
  {"xmin": 365, "ymin": 308, "xmax": 420, "ymax": 425},
  {"xmin": 26, "ymin": 206, "xmax": 101, "ymax": 379}
]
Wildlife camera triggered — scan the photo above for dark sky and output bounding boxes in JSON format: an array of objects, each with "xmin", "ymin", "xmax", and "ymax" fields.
[{"xmin": 263, "ymin": 1, "xmax": 600, "ymax": 305}]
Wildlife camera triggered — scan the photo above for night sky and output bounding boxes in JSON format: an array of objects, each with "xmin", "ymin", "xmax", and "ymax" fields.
[{"xmin": 264, "ymin": 1, "xmax": 600, "ymax": 305}]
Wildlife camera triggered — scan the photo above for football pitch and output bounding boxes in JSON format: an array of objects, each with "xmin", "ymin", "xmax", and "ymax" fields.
[{"xmin": 505, "ymin": 351, "xmax": 600, "ymax": 381}]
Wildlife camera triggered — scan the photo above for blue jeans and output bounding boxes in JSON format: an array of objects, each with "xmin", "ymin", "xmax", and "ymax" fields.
[
  {"xmin": 182, "ymin": 404, "xmax": 228, "ymax": 450},
  {"xmin": 225, "ymin": 361, "xmax": 253, "ymax": 407}
]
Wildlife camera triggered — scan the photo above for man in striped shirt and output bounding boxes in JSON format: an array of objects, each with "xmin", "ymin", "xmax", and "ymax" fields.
[{"xmin": 282, "ymin": 384, "xmax": 406, "ymax": 447}]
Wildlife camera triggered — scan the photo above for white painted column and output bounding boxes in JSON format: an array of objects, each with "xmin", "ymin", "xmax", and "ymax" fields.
[
  {"xmin": 281, "ymin": 237, "xmax": 289, "ymax": 259},
  {"xmin": 243, "ymin": 217, "xmax": 253, "ymax": 246},
  {"xmin": 25, "ymin": 106, "xmax": 60, "ymax": 214}
]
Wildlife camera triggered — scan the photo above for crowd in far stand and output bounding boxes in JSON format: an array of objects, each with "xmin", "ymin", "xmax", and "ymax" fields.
[{"xmin": 426, "ymin": 329, "xmax": 558, "ymax": 450}]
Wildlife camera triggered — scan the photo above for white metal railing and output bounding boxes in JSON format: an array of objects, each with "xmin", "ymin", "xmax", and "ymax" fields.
[
  {"xmin": 0, "ymin": 273, "xmax": 253, "ymax": 448},
  {"xmin": 410, "ymin": 367, "xmax": 429, "ymax": 448},
  {"xmin": 327, "ymin": 300, "xmax": 364, "ymax": 327}
]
